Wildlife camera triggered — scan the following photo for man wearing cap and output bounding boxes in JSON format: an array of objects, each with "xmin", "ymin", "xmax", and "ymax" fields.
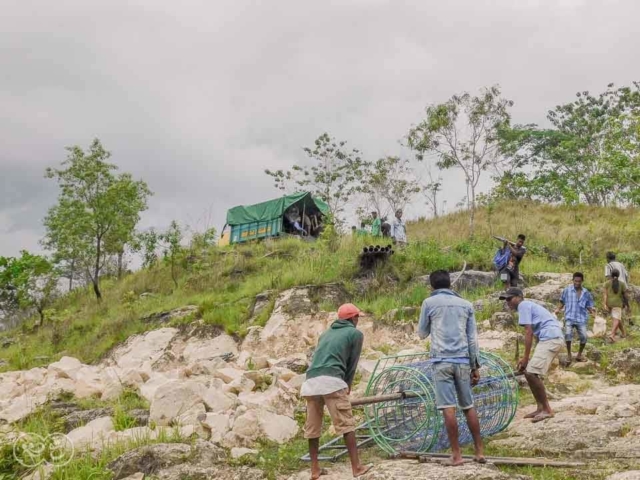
[
  {"xmin": 418, "ymin": 270, "xmax": 485, "ymax": 466},
  {"xmin": 501, "ymin": 287, "xmax": 564, "ymax": 423},
  {"xmin": 301, "ymin": 303, "xmax": 372, "ymax": 479}
]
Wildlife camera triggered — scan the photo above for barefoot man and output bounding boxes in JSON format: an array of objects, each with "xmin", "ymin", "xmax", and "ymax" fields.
[
  {"xmin": 301, "ymin": 303, "xmax": 372, "ymax": 479},
  {"xmin": 501, "ymin": 287, "xmax": 564, "ymax": 423},
  {"xmin": 418, "ymin": 270, "xmax": 485, "ymax": 466}
]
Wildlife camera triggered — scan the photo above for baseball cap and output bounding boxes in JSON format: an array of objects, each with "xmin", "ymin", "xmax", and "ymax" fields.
[
  {"xmin": 337, "ymin": 303, "xmax": 362, "ymax": 320},
  {"xmin": 498, "ymin": 287, "xmax": 524, "ymax": 300}
]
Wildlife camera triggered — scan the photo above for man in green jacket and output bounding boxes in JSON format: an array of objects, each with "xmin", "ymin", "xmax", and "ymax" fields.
[{"xmin": 302, "ymin": 303, "xmax": 372, "ymax": 479}]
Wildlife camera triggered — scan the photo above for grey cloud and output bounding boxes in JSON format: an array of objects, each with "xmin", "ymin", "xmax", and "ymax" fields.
[{"xmin": 1, "ymin": 0, "xmax": 639, "ymax": 257}]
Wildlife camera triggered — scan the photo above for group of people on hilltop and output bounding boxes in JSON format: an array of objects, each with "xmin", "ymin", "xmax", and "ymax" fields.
[
  {"xmin": 300, "ymin": 241, "xmax": 634, "ymax": 476},
  {"xmin": 352, "ymin": 209, "xmax": 407, "ymax": 245}
]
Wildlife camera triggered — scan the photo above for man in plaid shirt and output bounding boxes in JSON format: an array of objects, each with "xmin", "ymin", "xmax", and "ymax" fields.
[{"xmin": 555, "ymin": 272, "xmax": 596, "ymax": 364}]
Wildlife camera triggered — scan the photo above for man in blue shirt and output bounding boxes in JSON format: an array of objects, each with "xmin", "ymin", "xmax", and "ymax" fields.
[
  {"xmin": 501, "ymin": 287, "xmax": 564, "ymax": 423},
  {"xmin": 418, "ymin": 270, "xmax": 484, "ymax": 466},
  {"xmin": 555, "ymin": 272, "xmax": 596, "ymax": 364}
]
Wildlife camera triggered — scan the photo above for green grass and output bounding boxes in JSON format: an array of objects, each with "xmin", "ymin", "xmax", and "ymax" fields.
[
  {"xmin": 3, "ymin": 202, "xmax": 640, "ymax": 373},
  {"xmin": 2, "ymin": 201, "xmax": 640, "ymax": 480}
]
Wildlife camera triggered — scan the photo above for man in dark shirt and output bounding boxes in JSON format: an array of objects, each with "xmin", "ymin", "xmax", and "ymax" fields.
[{"xmin": 501, "ymin": 234, "xmax": 526, "ymax": 288}]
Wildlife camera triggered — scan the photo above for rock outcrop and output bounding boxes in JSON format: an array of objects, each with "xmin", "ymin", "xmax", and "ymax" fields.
[{"xmin": 492, "ymin": 384, "xmax": 640, "ymax": 457}]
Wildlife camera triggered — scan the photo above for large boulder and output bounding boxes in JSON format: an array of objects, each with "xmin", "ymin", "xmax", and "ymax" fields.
[
  {"xmin": 199, "ymin": 413, "xmax": 231, "ymax": 444},
  {"xmin": 139, "ymin": 373, "xmax": 172, "ymax": 404},
  {"xmin": 149, "ymin": 380, "xmax": 205, "ymax": 426},
  {"xmin": 107, "ymin": 440, "xmax": 226, "ymax": 479},
  {"xmin": 66, "ymin": 416, "xmax": 115, "ymax": 451},
  {"xmin": 259, "ymin": 285, "xmax": 348, "ymax": 341},
  {"xmin": 48, "ymin": 356, "xmax": 83, "ymax": 380},
  {"xmin": 202, "ymin": 386, "xmax": 238, "ymax": 413},
  {"xmin": 182, "ymin": 334, "xmax": 239, "ymax": 364},
  {"xmin": 492, "ymin": 384, "xmax": 640, "ymax": 458},
  {"xmin": 523, "ymin": 279, "xmax": 566, "ymax": 304},
  {"xmin": 223, "ymin": 408, "xmax": 298, "ymax": 447},
  {"xmin": 611, "ymin": 349, "xmax": 640, "ymax": 378},
  {"xmin": 237, "ymin": 381, "xmax": 297, "ymax": 417},
  {"xmin": 0, "ymin": 392, "xmax": 49, "ymax": 423},
  {"xmin": 108, "ymin": 328, "xmax": 179, "ymax": 371}
]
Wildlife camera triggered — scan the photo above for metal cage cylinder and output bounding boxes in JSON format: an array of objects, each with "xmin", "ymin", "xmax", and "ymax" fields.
[{"xmin": 363, "ymin": 351, "xmax": 519, "ymax": 455}]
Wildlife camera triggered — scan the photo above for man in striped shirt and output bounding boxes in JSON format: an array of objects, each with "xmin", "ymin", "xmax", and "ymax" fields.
[{"xmin": 555, "ymin": 272, "xmax": 596, "ymax": 364}]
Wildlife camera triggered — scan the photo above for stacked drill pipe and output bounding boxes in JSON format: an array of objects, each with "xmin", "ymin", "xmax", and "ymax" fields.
[
  {"xmin": 361, "ymin": 351, "xmax": 519, "ymax": 455},
  {"xmin": 359, "ymin": 244, "xmax": 394, "ymax": 271}
]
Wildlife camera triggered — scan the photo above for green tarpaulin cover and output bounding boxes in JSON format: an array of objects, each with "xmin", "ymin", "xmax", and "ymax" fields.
[{"xmin": 226, "ymin": 192, "xmax": 330, "ymax": 226}]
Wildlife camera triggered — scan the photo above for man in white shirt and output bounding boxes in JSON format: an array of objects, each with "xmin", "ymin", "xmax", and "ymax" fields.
[
  {"xmin": 605, "ymin": 252, "xmax": 629, "ymax": 285},
  {"xmin": 391, "ymin": 209, "xmax": 407, "ymax": 245}
]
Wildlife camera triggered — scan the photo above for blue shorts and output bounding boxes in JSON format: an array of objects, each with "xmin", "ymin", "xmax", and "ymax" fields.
[
  {"xmin": 564, "ymin": 321, "xmax": 588, "ymax": 344},
  {"xmin": 433, "ymin": 362, "xmax": 474, "ymax": 410}
]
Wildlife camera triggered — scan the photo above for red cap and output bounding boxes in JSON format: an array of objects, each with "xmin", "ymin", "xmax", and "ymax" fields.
[{"xmin": 337, "ymin": 303, "xmax": 362, "ymax": 320}]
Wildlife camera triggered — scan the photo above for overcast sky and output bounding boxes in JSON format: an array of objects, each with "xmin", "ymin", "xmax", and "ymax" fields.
[{"xmin": 1, "ymin": 0, "xmax": 639, "ymax": 258}]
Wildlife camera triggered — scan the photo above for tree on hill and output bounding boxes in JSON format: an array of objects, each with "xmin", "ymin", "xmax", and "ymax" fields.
[
  {"xmin": 43, "ymin": 139, "xmax": 152, "ymax": 301},
  {"xmin": 264, "ymin": 133, "xmax": 367, "ymax": 221},
  {"xmin": 0, "ymin": 252, "xmax": 58, "ymax": 325},
  {"xmin": 407, "ymin": 85, "xmax": 513, "ymax": 236},
  {"xmin": 497, "ymin": 82, "xmax": 640, "ymax": 206},
  {"xmin": 359, "ymin": 156, "xmax": 421, "ymax": 219}
]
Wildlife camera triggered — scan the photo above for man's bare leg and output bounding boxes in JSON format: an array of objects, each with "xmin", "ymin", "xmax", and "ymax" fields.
[
  {"xmin": 525, "ymin": 372, "xmax": 553, "ymax": 416},
  {"xmin": 344, "ymin": 431, "xmax": 370, "ymax": 477},
  {"xmin": 442, "ymin": 408, "xmax": 464, "ymax": 465},
  {"xmin": 565, "ymin": 340, "xmax": 572, "ymax": 363},
  {"xmin": 610, "ymin": 318, "xmax": 621, "ymax": 341},
  {"xmin": 309, "ymin": 438, "xmax": 322, "ymax": 479},
  {"xmin": 463, "ymin": 408, "xmax": 485, "ymax": 462},
  {"xmin": 576, "ymin": 343, "xmax": 587, "ymax": 361}
]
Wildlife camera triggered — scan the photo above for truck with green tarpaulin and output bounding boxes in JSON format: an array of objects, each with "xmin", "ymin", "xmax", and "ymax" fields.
[{"xmin": 222, "ymin": 192, "xmax": 329, "ymax": 245}]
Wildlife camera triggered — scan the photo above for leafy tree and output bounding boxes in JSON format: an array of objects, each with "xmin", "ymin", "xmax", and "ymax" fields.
[
  {"xmin": 0, "ymin": 252, "xmax": 58, "ymax": 325},
  {"xmin": 421, "ymin": 164, "xmax": 444, "ymax": 218},
  {"xmin": 134, "ymin": 229, "xmax": 161, "ymax": 269},
  {"xmin": 407, "ymin": 85, "xmax": 513, "ymax": 235},
  {"xmin": 265, "ymin": 133, "xmax": 367, "ymax": 220},
  {"xmin": 160, "ymin": 221, "xmax": 183, "ymax": 288},
  {"xmin": 43, "ymin": 139, "xmax": 152, "ymax": 301},
  {"xmin": 361, "ymin": 156, "xmax": 421, "ymax": 218},
  {"xmin": 498, "ymin": 82, "xmax": 640, "ymax": 206}
]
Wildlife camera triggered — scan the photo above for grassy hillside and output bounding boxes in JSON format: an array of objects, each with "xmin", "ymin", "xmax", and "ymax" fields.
[{"xmin": 1, "ymin": 201, "xmax": 639, "ymax": 372}]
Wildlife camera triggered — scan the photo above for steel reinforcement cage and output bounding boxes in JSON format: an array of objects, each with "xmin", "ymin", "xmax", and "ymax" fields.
[{"xmin": 363, "ymin": 351, "xmax": 519, "ymax": 455}]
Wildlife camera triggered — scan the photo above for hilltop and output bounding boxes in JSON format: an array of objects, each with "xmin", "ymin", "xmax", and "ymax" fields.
[{"xmin": 1, "ymin": 201, "xmax": 639, "ymax": 372}]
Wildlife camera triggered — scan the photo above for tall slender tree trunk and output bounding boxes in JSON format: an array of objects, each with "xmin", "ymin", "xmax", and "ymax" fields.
[
  {"xmin": 117, "ymin": 251, "xmax": 124, "ymax": 280},
  {"xmin": 68, "ymin": 259, "xmax": 75, "ymax": 292},
  {"xmin": 92, "ymin": 278, "xmax": 102, "ymax": 300},
  {"xmin": 469, "ymin": 185, "xmax": 476, "ymax": 237},
  {"xmin": 94, "ymin": 238, "xmax": 102, "ymax": 301}
]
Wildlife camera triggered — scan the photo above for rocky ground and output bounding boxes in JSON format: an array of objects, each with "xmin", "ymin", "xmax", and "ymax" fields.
[{"xmin": 1, "ymin": 274, "xmax": 640, "ymax": 479}]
